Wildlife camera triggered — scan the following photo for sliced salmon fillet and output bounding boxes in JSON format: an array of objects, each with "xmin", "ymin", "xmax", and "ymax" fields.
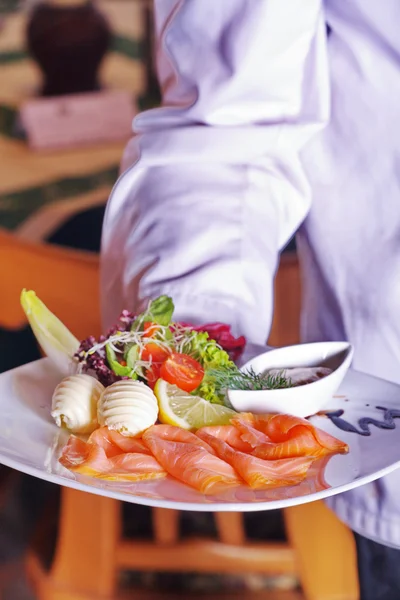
[
  {"xmin": 197, "ymin": 430, "xmax": 313, "ymax": 489},
  {"xmin": 232, "ymin": 413, "xmax": 348, "ymax": 460},
  {"xmin": 197, "ymin": 425, "xmax": 254, "ymax": 452},
  {"xmin": 258, "ymin": 414, "xmax": 348, "ymax": 453},
  {"xmin": 145, "ymin": 424, "xmax": 217, "ymax": 454},
  {"xmin": 59, "ymin": 436, "xmax": 106, "ymax": 475},
  {"xmin": 89, "ymin": 427, "xmax": 150, "ymax": 457},
  {"xmin": 88, "ymin": 427, "xmax": 121, "ymax": 457},
  {"xmin": 59, "ymin": 435, "xmax": 165, "ymax": 481},
  {"xmin": 142, "ymin": 424, "xmax": 242, "ymax": 494},
  {"xmin": 103, "ymin": 453, "xmax": 165, "ymax": 482}
]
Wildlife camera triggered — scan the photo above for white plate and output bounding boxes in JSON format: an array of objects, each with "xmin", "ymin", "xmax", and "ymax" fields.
[{"xmin": 1, "ymin": 352, "xmax": 400, "ymax": 512}]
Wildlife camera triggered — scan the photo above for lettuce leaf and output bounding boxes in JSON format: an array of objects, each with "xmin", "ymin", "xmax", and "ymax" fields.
[
  {"xmin": 105, "ymin": 344, "xmax": 137, "ymax": 379},
  {"xmin": 185, "ymin": 331, "xmax": 235, "ymax": 404},
  {"xmin": 131, "ymin": 295, "xmax": 175, "ymax": 330}
]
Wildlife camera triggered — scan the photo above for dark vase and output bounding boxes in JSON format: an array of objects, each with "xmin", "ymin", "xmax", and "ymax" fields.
[
  {"xmin": 143, "ymin": 1, "xmax": 161, "ymax": 106},
  {"xmin": 26, "ymin": 1, "xmax": 112, "ymax": 97}
]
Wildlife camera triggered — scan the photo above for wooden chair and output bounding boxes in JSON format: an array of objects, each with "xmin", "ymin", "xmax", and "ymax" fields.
[{"xmin": 0, "ymin": 229, "xmax": 359, "ymax": 600}]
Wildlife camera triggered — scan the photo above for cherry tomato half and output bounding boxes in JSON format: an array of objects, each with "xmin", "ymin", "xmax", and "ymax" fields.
[
  {"xmin": 141, "ymin": 342, "xmax": 171, "ymax": 363},
  {"xmin": 159, "ymin": 353, "xmax": 204, "ymax": 393},
  {"xmin": 142, "ymin": 340, "xmax": 170, "ymax": 389}
]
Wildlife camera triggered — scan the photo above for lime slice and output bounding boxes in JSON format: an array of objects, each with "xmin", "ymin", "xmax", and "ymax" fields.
[{"xmin": 154, "ymin": 379, "xmax": 237, "ymax": 430}]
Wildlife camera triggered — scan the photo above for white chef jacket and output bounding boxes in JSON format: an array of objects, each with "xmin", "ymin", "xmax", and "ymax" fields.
[{"xmin": 101, "ymin": 0, "xmax": 400, "ymax": 548}]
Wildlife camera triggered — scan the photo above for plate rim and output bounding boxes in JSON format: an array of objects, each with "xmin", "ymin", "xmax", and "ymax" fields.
[{"xmin": 2, "ymin": 450, "xmax": 400, "ymax": 512}]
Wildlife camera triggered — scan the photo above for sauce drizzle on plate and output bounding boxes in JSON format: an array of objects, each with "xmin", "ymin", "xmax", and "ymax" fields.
[{"xmin": 320, "ymin": 407, "xmax": 400, "ymax": 437}]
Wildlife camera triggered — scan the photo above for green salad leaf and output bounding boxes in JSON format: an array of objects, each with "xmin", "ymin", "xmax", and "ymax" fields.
[
  {"xmin": 125, "ymin": 344, "xmax": 139, "ymax": 369},
  {"xmin": 181, "ymin": 330, "xmax": 235, "ymax": 405},
  {"xmin": 132, "ymin": 295, "xmax": 175, "ymax": 330},
  {"xmin": 106, "ymin": 344, "xmax": 137, "ymax": 379}
]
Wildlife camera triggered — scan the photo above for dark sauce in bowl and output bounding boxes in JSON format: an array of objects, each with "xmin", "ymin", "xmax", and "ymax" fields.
[{"xmin": 265, "ymin": 366, "xmax": 333, "ymax": 388}]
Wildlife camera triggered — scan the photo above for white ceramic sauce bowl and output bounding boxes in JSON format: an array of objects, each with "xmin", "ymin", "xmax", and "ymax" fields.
[{"xmin": 228, "ymin": 341, "xmax": 354, "ymax": 418}]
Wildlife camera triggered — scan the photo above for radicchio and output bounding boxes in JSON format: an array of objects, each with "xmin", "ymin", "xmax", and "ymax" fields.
[{"xmin": 75, "ymin": 310, "xmax": 135, "ymax": 387}]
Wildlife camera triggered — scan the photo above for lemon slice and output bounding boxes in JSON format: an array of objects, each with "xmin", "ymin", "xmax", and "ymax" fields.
[{"xmin": 154, "ymin": 379, "xmax": 237, "ymax": 430}]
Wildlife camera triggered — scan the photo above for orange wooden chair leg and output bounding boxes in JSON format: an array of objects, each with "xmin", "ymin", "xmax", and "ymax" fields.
[
  {"xmin": 214, "ymin": 512, "xmax": 246, "ymax": 545},
  {"xmin": 284, "ymin": 501, "xmax": 359, "ymax": 600},
  {"xmin": 153, "ymin": 507, "xmax": 180, "ymax": 544},
  {"xmin": 28, "ymin": 487, "xmax": 120, "ymax": 600}
]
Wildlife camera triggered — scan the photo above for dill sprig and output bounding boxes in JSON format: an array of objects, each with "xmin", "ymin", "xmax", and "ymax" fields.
[{"xmin": 207, "ymin": 366, "xmax": 293, "ymax": 392}]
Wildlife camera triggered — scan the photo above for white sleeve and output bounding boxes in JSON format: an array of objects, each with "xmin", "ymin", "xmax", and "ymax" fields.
[{"xmin": 100, "ymin": 0, "xmax": 328, "ymax": 344}]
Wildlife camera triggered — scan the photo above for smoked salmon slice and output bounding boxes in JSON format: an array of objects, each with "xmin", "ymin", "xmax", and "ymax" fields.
[
  {"xmin": 89, "ymin": 427, "xmax": 151, "ymax": 457},
  {"xmin": 60, "ymin": 436, "xmax": 108, "ymax": 475},
  {"xmin": 258, "ymin": 414, "xmax": 348, "ymax": 453},
  {"xmin": 197, "ymin": 430, "xmax": 314, "ymax": 489},
  {"xmin": 59, "ymin": 410, "xmax": 346, "ymax": 492},
  {"xmin": 197, "ymin": 425, "xmax": 254, "ymax": 453},
  {"xmin": 59, "ymin": 435, "xmax": 166, "ymax": 481},
  {"xmin": 104, "ymin": 453, "xmax": 166, "ymax": 482},
  {"xmin": 232, "ymin": 413, "xmax": 348, "ymax": 460},
  {"xmin": 142, "ymin": 424, "xmax": 242, "ymax": 494},
  {"xmin": 143, "ymin": 424, "xmax": 217, "ymax": 454}
]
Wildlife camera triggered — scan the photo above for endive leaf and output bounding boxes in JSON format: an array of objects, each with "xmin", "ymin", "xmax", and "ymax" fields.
[{"xmin": 20, "ymin": 289, "xmax": 79, "ymax": 375}]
